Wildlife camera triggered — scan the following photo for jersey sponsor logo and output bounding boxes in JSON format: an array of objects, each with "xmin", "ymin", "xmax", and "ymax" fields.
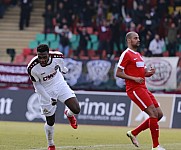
[
  {"xmin": 43, "ymin": 71, "xmax": 57, "ymax": 81},
  {"xmin": 41, "ymin": 72, "xmax": 45, "ymax": 75},
  {"xmin": 54, "ymin": 65, "xmax": 59, "ymax": 71},
  {"xmin": 136, "ymin": 61, "xmax": 144, "ymax": 67}
]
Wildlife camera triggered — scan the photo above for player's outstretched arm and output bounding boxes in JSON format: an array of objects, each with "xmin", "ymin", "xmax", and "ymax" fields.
[{"xmin": 33, "ymin": 81, "xmax": 52, "ymax": 102}]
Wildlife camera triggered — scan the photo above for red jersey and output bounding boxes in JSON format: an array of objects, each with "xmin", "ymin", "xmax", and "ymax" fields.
[{"xmin": 117, "ymin": 48, "xmax": 146, "ymax": 91}]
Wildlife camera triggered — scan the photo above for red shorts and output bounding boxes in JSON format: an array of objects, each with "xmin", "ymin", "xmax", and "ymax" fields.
[{"xmin": 127, "ymin": 87, "xmax": 159, "ymax": 111}]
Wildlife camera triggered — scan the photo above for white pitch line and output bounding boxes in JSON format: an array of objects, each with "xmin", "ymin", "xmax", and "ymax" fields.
[
  {"xmin": 27, "ymin": 142, "xmax": 181, "ymax": 150},
  {"xmin": 28, "ymin": 144, "xmax": 130, "ymax": 150}
]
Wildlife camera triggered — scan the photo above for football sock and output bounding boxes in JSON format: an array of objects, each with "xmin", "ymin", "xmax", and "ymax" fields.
[
  {"xmin": 149, "ymin": 117, "xmax": 159, "ymax": 148},
  {"xmin": 132, "ymin": 118, "xmax": 149, "ymax": 136},
  {"xmin": 44, "ymin": 123, "xmax": 54, "ymax": 146},
  {"xmin": 66, "ymin": 109, "xmax": 74, "ymax": 117}
]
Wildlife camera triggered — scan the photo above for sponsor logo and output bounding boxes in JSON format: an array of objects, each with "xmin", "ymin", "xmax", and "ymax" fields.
[
  {"xmin": 43, "ymin": 71, "xmax": 57, "ymax": 81},
  {"xmin": 172, "ymin": 98, "xmax": 181, "ymax": 128},
  {"xmin": 54, "ymin": 65, "xmax": 59, "ymax": 71},
  {"xmin": 0, "ymin": 98, "xmax": 13, "ymax": 115},
  {"xmin": 25, "ymin": 93, "xmax": 45, "ymax": 121},
  {"xmin": 78, "ymin": 98, "xmax": 126, "ymax": 121},
  {"xmin": 129, "ymin": 96, "xmax": 173, "ymax": 128},
  {"xmin": 177, "ymin": 101, "xmax": 181, "ymax": 113}
]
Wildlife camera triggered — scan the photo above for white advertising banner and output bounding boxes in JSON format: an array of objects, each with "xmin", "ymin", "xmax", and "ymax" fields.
[{"xmin": 143, "ymin": 57, "xmax": 179, "ymax": 90}]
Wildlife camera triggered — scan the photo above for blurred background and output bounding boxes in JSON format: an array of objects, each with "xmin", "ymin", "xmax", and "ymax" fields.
[
  {"xmin": 0, "ymin": 0, "xmax": 181, "ymax": 92},
  {"xmin": 0, "ymin": 0, "xmax": 181, "ymax": 128}
]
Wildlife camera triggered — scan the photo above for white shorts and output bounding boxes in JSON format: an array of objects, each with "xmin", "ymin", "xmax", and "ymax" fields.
[{"xmin": 38, "ymin": 82, "xmax": 76, "ymax": 116}]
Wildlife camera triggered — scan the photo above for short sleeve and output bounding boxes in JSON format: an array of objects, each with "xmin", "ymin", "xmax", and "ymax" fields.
[
  {"xmin": 27, "ymin": 67, "xmax": 39, "ymax": 82},
  {"xmin": 117, "ymin": 51, "xmax": 129, "ymax": 70}
]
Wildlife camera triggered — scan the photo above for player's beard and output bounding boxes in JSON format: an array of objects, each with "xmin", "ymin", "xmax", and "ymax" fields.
[{"xmin": 132, "ymin": 42, "xmax": 140, "ymax": 49}]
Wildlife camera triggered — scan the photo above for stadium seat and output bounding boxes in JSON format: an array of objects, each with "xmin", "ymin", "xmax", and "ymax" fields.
[
  {"xmin": 14, "ymin": 54, "xmax": 25, "ymax": 64},
  {"xmin": 70, "ymin": 34, "xmax": 80, "ymax": 50},
  {"xmin": 90, "ymin": 34, "xmax": 98, "ymax": 43},
  {"xmin": 70, "ymin": 41, "xmax": 79, "ymax": 50},
  {"xmin": 70, "ymin": 34, "xmax": 77, "ymax": 43},
  {"xmin": 176, "ymin": 52, "xmax": 181, "ymax": 57},
  {"xmin": 25, "ymin": 55, "xmax": 35, "ymax": 64},
  {"xmin": 39, "ymin": 41, "xmax": 49, "ymax": 46},
  {"xmin": 29, "ymin": 40, "xmax": 38, "ymax": 49},
  {"xmin": 92, "ymin": 42, "xmax": 99, "ymax": 51},
  {"xmin": 22, "ymin": 48, "xmax": 32, "ymax": 58},
  {"xmin": 87, "ymin": 41, "xmax": 92, "ymax": 50},
  {"xmin": 163, "ymin": 51, "xmax": 169, "ymax": 57},
  {"xmin": 50, "ymin": 41, "xmax": 59, "ymax": 50},
  {"xmin": 46, "ymin": 33, "xmax": 56, "ymax": 42},
  {"xmin": 178, "ymin": 44, "xmax": 181, "ymax": 52},
  {"xmin": 35, "ymin": 33, "xmax": 45, "ymax": 43}
]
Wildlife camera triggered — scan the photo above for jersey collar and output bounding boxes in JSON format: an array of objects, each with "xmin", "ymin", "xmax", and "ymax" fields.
[{"xmin": 127, "ymin": 48, "xmax": 138, "ymax": 54}]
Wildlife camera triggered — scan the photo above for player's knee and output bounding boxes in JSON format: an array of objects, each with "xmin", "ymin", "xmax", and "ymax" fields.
[
  {"xmin": 46, "ymin": 115, "xmax": 55, "ymax": 126},
  {"xmin": 73, "ymin": 105, "xmax": 81, "ymax": 115},
  {"xmin": 158, "ymin": 112, "xmax": 163, "ymax": 121}
]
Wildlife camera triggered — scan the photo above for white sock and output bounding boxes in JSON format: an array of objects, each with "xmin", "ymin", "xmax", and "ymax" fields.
[
  {"xmin": 44, "ymin": 123, "xmax": 54, "ymax": 146},
  {"xmin": 66, "ymin": 109, "xmax": 75, "ymax": 117}
]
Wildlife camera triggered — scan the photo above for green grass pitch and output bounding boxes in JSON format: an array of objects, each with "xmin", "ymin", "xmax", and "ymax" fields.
[{"xmin": 0, "ymin": 121, "xmax": 180, "ymax": 150}]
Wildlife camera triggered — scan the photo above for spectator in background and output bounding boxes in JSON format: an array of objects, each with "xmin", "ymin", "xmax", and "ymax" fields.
[
  {"xmin": 45, "ymin": 0, "xmax": 55, "ymax": 12},
  {"xmin": 109, "ymin": 18, "xmax": 122, "ymax": 59},
  {"xmin": 42, "ymin": 4, "xmax": 55, "ymax": 33},
  {"xmin": 109, "ymin": 0, "xmax": 121, "ymax": 20},
  {"xmin": 0, "ymin": 0, "xmax": 6, "ymax": 18},
  {"xmin": 97, "ymin": 19, "xmax": 111, "ymax": 59},
  {"xmin": 133, "ymin": 4, "xmax": 145, "ymax": 25},
  {"xmin": 76, "ymin": 26, "xmax": 91, "ymax": 58},
  {"xmin": 96, "ymin": 0, "xmax": 108, "ymax": 25},
  {"xmin": 148, "ymin": 34, "xmax": 165, "ymax": 57},
  {"xmin": 164, "ymin": 18, "xmax": 181, "ymax": 56},
  {"xmin": 55, "ymin": 2, "xmax": 66, "ymax": 26},
  {"xmin": 19, "ymin": 0, "xmax": 32, "ymax": 30},
  {"xmin": 143, "ymin": 13, "xmax": 157, "ymax": 35},
  {"xmin": 81, "ymin": 0, "xmax": 95, "ymax": 27},
  {"xmin": 143, "ymin": 31, "xmax": 153, "ymax": 57},
  {"xmin": 55, "ymin": 24, "xmax": 72, "ymax": 57}
]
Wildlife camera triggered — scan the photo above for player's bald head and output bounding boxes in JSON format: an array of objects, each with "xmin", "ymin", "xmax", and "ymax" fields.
[{"xmin": 126, "ymin": 32, "xmax": 138, "ymax": 42}]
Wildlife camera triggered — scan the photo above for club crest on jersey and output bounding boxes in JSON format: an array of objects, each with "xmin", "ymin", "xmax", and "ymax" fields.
[{"xmin": 43, "ymin": 108, "xmax": 50, "ymax": 114}]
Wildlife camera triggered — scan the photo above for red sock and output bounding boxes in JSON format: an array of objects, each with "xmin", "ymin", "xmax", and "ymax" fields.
[
  {"xmin": 149, "ymin": 118, "xmax": 159, "ymax": 148},
  {"xmin": 132, "ymin": 118, "xmax": 149, "ymax": 136}
]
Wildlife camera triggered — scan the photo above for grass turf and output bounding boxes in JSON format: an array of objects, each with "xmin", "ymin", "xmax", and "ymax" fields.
[{"xmin": 0, "ymin": 121, "xmax": 180, "ymax": 150}]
